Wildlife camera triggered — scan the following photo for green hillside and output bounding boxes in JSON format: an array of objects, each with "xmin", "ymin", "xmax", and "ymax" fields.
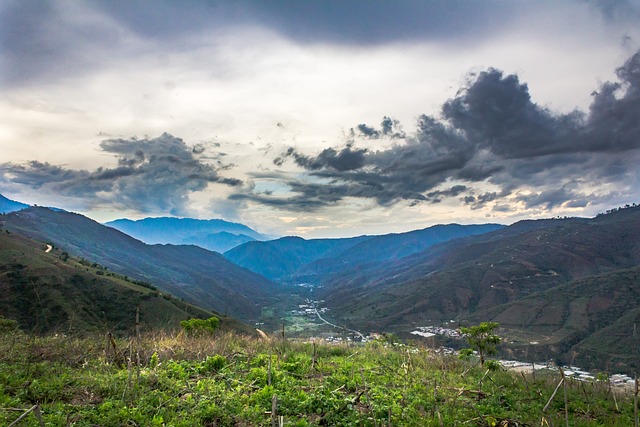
[
  {"xmin": 316, "ymin": 206, "xmax": 640, "ymax": 372},
  {"xmin": 0, "ymin": 227, "xmax": 250, "ymax": 335},
  {"xmin": 471, "ymin": 267, "xmax": 640, "ymax": 373},
  {"xmin": 1, "ymin": 207, "xmax": 280, "ymax": 323}
]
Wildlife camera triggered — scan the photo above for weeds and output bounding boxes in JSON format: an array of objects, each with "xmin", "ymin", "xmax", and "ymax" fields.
[{"xmin": 0, "ymin": 331, "xmax": 636, "ymax": 426}]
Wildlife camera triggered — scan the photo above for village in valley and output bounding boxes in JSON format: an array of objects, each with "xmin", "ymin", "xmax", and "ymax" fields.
[{"xmin": 282, "ymin": 295, "xmax": 637, "ymax": 391}]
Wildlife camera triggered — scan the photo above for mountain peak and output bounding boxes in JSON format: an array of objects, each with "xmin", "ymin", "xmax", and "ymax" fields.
[{"xmin": 105, "ymin": 216, "xmax": 267, "ymax": 252}]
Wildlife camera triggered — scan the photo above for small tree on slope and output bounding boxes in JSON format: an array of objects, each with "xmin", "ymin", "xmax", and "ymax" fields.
[{"xmin": 460, "ymin": 321, "xmax": 501, "ymax": 367}]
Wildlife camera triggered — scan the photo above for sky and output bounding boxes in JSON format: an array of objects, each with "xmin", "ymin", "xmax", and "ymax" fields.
[{"xmin": 1, "ymin": 0, "xmax": 640, "ymax": 238}]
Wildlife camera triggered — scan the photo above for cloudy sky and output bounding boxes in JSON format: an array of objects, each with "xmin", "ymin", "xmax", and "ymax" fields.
[{"xmin": 2, "ymin": 0, "xmax": 640, "ymax": 238}]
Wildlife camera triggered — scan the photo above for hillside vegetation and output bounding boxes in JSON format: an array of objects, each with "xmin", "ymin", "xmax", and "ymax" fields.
[
  {"xmin": 0, "ymin": 228, "xmax": 250, "ymax": 335},
  {"xmin": 0, "ymin": 331, "xmax": 637, "ymax": 426},
  {"xmin": 1, "ymin": 207, "xmax": 280, "ymax": 323},
  {"xmin": 472, "ymin": 267, "xmax": 640, "ymax": 373},
  {"xmin": 316, "ymin": 205, "xmax": 640, "ymax": 373}
]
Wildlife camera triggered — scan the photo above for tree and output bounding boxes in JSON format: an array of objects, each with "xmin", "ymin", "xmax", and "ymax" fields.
[{"xmin": 459, "ymin": 321, "xmax": 501, "ymax": 367}]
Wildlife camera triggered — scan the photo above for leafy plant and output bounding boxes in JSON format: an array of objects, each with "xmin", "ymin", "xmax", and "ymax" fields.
[
  {"xmin": 0, "ymin": 330, "xmax": 636, "ymax": 426},
  {"xmin": 460, "ymin": 321, "xmax": 501, "ymax": 367}
]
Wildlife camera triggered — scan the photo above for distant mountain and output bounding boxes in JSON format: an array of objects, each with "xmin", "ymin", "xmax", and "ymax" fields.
[
  {"xmin": 224, "ymin": 224, "xmax": 503, "ymax": 283},
  {"xmin": 0, "ymin": 193, "xmax": 29, "ymax": 214},
  {"xmin": 105, "ymin": 217, "xmax": 267, "ymax": 253},
  {"xmin": 315, "ymin": 206, "xmax": 640, "ymax": 372},
  {"xmin": 0, "ymin": 229, "xmax": 239, "ymax": 335},
  {"xmin": 224, "ymin": 235, "xmax": 370, "ymax": 281},
  {"xmin": 2, "ymin": 207, "xmax": 280, "ymax": 323}
]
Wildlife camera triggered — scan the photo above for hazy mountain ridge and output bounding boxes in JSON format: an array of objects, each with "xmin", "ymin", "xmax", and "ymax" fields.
[
  {"xmin": 2, "ymin": 207, "xmax": 279, "ymax": 322},
  {"xmin": 224, "ymin": 224, "xmax": 504, "ymax": 283},
  {"xmin": 224, "ymin": 235, "xmax": 371, "ymax": 281},
  {"xmin": 0, "ymin": 194, "xmax": 29, "ymax": 214},
  {"xmin": 105, "ymin": 216, "xmax": 267, "ymax": 253}
]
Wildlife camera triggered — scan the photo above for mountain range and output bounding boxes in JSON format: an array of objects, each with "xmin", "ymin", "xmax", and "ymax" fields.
[
  {"xmin": 2, "ymin": 191, "xmax": 639, "ymax": 373},
  {"xmin": 1, "ymin": 207, "xmax": 280, "ymax": 323},
  {"xmin": 0, "ymin": 226, "xmax": 244, "ymax": 335},
  {"xmin": 224, "ymin": 223, "xmax": 504, "ymax": 283},
  {"xmin": 105, "ymin": 217, "xmax": 268, "ymax": 253},
  {"xmin": 310, "ymin": 205, "xmax": 640, "ymax": 372},
  {"xmin": 0, "ymin": 194, "xmax": 29, "ymax": 214}
]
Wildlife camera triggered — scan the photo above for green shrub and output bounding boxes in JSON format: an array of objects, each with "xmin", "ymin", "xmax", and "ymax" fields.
[
  {"xmin": 180, "ymin": 317, "xmax": 219, "ymax": 336},
  {"xmin": 0, "ymin": 316, "xmax": 18, "ymax": 333},
  {"xmin": 199, "ymin": 355, "xmax": 227, "ymax": 374}
]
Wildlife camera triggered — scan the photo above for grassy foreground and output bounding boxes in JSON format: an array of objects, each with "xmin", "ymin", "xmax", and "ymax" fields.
[{"xmin": 0, "ymin": 331, "xmax": 637, "ymax": 426}]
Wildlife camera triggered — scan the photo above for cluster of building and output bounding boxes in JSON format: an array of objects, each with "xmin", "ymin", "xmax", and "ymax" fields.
[
  {"xmin": 609, "ymin": 373, "xmax": 636, "ymax": 386},
  {"xmin": 290, "ymin": 300, "xmax": 328, "ymax": 317},
  {"xmin": 499, "ymin": 361, "xmax": 636, "ymax": 387},
  {"xmin": 409, "ymin": 324, "xmax": 636, "ymax": 388},
  {"xmin": 410, "ymin": 325, "xmax": 462, "ymax": 338}
]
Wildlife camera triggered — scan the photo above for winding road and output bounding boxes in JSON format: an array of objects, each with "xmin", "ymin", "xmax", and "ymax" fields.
[{"xmin": 314, "ymin": 308, "xmax": 366, "ymax": 340}]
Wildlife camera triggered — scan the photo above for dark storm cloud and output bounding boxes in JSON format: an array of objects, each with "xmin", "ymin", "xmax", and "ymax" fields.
[
  {"xmin": 584, "ymin": 50, "xmax": 640, "ymax": 151},
  {"xmin": 355, "ymin": 124, "xmax": 380, "ymax": 139},
  {"xmin": 1, "ymin": 161, "xmax": 90, "ymax": 188},
  {"xmin": 463, "ymin": 188, "xmax": 514, "ymax": 210},
  {"xmin": 516, "ymin": 188, "xmax": 586, "ymax": 210},
  {"xmin": 91, "ymin": 0, "xmax": 514, "ymax": 45},
  {"xmin": 246, "ymin": 1, "xmax": 521, "ymax": 46},
  {"xmin": 353, "ymin": 116, "xmax": 406, "ymax": 139},
  {"xmin": 229, "ymin": 185, "xmax": 343, "ymax": 211},
  {"xmin": 0, "ymin": 133, "xmax": 240, "ymax": 215},
  {"xmin": 250, "ymin": 50, "xmax": 640, "ymax": 212},
  {"xmin": 425, "ymin": 185, "xmax": 467, "ymax": 203},
  {"xmin": 0, "ymin": 0, "xmax": 132, "ymax": 85},
  {"xmin": 442, "ymin": 69, "xmax": 585, "ymax": 159},
  {"xmin": 275, "ymin": 146, "xmax": 368, "ymax": 172},
  {"xmin": 265, "ymin": 115, "xmax": 473, "ymax": 209},
  {"xmin": 1, "ymin": 0, "xmax": 519, "ymax": 86},
  {"xmin": 444, "ymin": 50, "xmax": 640, "ymax": 158}
]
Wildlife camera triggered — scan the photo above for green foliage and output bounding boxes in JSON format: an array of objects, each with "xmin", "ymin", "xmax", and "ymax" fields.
[
  {"xmin": 0, "ymin": 316, "xmax": 18, "ymax": 333},
  {"xmin": 458, "ymin": 347, "xmax": 474, "ymax": 361},
  {"xmin": 460, "ymin": 321, "xmax": 501, "ymax": 367},
  {"xmin": 0, "ymin": 332, "xmax": 635, "ymax": 426},
  {"xmin": 180, "ymin": 317, "xmax": 220, "ymax": 336},
  {"xmin": 199, "ymin": 354, "xmax": 227, "ymax": 374},
  {"xmin": 484, "ymin": 359, "xmax": 502, "ymax": 372},
  {"xmin": 148, "ymin": 351, "xmax": 159, "ymax": 369}
]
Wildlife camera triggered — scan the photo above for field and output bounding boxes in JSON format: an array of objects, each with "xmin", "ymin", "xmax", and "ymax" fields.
[{"xmin": 0, "ymin": 329, "xmax": 638, "ymax": 426}]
